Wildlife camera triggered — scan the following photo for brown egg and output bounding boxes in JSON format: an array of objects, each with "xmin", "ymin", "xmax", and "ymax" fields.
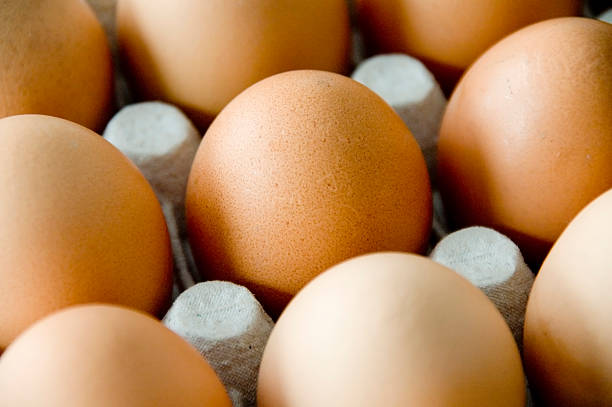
[
  {"xmin": 523, "ymin": 189, "xmax": 612, "ymax": 406},
  {"xmin": 186, "ymin": 70, "xmax": 432, "ymax": 316},
  {"xmin": 355, "ymin": 0, "xmax": 581, "ymax": 91},
  {"xmin": 0, "ymin": 115, "xmax": 172, "ymax": 350},
  {"xmin": 437, "ymin": 17, "xmax": 612, "ymax": 264},
  {"xmin": 0, "ymin": 304, "xmax": 231, "ymax": 406},
  {"xmin": 0, "ymin": 0, "xmax": 113, "ymax": 132},
  {"xmin": 258, "ymin": 252, "xmax": 525, "ymax": 406},
  {"xmin": 117, "ymin": 0, "xmax": 350, "ymax": 128}
]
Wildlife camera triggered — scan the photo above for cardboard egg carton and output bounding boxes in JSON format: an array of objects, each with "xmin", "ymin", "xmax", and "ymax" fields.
[{"xmin": 85, "ymin": 1, "xmax": 610, "ymax": 406}]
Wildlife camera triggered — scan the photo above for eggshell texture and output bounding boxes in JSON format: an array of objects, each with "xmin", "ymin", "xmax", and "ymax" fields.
[
  {"xmin": 355, "ymin": 0, "xmax": 580, "ymax": 90},
  {"xmin": 0, "ymin": 305, "xmax": 231, "ymax": 407},
  {"xmin": 0, "ymin": 115, "xmax": 172, "ymax": 350},
  {"xmin": 258, "ymin": 253, "xmax": 525, "ymax": 406},
  {"xmin": 117, "ymin": 0, "xmax": 350, "ymax": 128},
  {"xmin": 437, "ymin": 17, "xmax": 612, "ymax": 264},
  {"xmin": 186, "ymin": 70, "xmax": 432, "ymax": 316},
  {"xmin": 0, "ymin": 0, "xmax": 113, "ymax": 131},
  {"xmin": 523, "ymin": 189, "xmax": 612, "ymax": 406}
]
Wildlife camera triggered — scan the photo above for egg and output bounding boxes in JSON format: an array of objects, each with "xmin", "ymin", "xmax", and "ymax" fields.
[
  {"xmin": 117, "ymin": 0, "xmax": 350, "ymax": 128},
  {"xmin": 355, "ymin": 0, "xmax": 581, "ymax": 90},
  {"xmin": 437, "ymin": 17, "xmax": 612, "ymax": 264},
  {"xmin": 0, "ymin": 0, "xmax": 113, "ymax": 131},
  {"xmin": 186, "ymin": 70, "xmax": 432, "ymax": 316},
  {"xmin": 0, "ymin": 115, "xmax": 172, "ymax": 350},
  {"xmin": 257, "ymin": 252, "xmax": 525, "ymax": 406},
  {"xmin": 523, "ymin": 188, "xmax": 612, "ymax": 406},
  {"xmin": 0, "ymin": 304, "xmax": 231, "ymax": 406}
]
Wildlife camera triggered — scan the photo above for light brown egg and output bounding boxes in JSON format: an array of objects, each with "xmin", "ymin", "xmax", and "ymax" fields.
[
  {"xmin": 437, "ymin": 17, "xmax": 612, "ymax": 264},
  {"xmin": 186, "ymin": 70, "xmax": 432, "ymax": 317},
  {"xmin": 0, "ymin": 0, "xmax": 113, "ymax": 132},
  {"xmin": 258, "ymin": 252, "xmax": 525, "ymax": 406},
  {"xmin": 117, "ymin": 0, "xmax": 350, "ymax": 128},
  {"xmin": 0, "ymin": 115, "xmax": 172, "ymax": 350},
  {"xmin": 523, "ymin": 188, "xmax": 612, "ymax": 406},
  {"xmin": 0, "ymin": 304, "xmax": 231, "ymax": 407},
  {"xmin": 355, "ymin": 0, "xmax": 581, "ymax": 91}
]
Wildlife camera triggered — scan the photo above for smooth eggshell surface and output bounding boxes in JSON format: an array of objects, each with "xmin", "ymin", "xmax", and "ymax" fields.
[
  {"xmin": 0, "ymin": 0, "xmax": 113, "ymax": 132},
  {"xmin": 355, "ymin": 0, "xmax": 580, "ymax": 90},
  {"xmin": 0, "ymin": 115, "xmax": 172, "ymax": 350},
  {"xmin": 524, "ymin": 189, "xmax": 612, "ymax": 406},
  {"xmin": 117, "ymin": 0, "xmax": 350, "ymax": 128},
  {"xmin": 0, "ymin": 305, "xmax": 232, "ymax": 407},
  {"xmin": 186, "ymin": 70, "xmax": 432, "ymax": 317},
  {"xmin": 437, "ymin": 17, "xmax": 612, "ymax": 264},
  {"xmin": 257, "ymin": 253, "xmax": 525, "ymax": 406}
]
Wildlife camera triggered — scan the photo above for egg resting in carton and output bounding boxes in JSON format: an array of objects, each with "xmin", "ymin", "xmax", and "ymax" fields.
[{"xmin": 100, "ymin": 56, "xmax": 534, "ymax": 407}]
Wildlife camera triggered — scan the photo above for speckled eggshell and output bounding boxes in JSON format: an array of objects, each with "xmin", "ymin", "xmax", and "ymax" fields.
[
  {"xmin": 0, "ymin": 115, "xmax": 172, "ymax": 350},
  {"xmin": 0, "ymin": 0, "xmax": 113, "ymax": 132},
  {"xmin": 117, "ymin": 0, "xmax": 350, "ymax": 128},
  {"xmin": 0, "ymin": 305, "xmax": 232, "ymax": 407},
  {"xmin": 355, "ymin": 0, "xmax": 580, "ymax": 91},
  {"xmin": 524, "ymin": 189, "xmax": 612, "ymax": 406},
  {"xmin": 257, "ymin": 253, "xmax": 525, "ymax": 406},
  {"xmin": 437, "ymin": 17, "xmax": 612, "ymax": 264},
  {"xmin": 186, "ymin": 70, "xmax": 432, "ymax": 316}
]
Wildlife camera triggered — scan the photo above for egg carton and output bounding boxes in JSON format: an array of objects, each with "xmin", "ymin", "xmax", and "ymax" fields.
[{"xmin": 83, "ymin": 1, "xmax": 609, "ymax": 406}]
